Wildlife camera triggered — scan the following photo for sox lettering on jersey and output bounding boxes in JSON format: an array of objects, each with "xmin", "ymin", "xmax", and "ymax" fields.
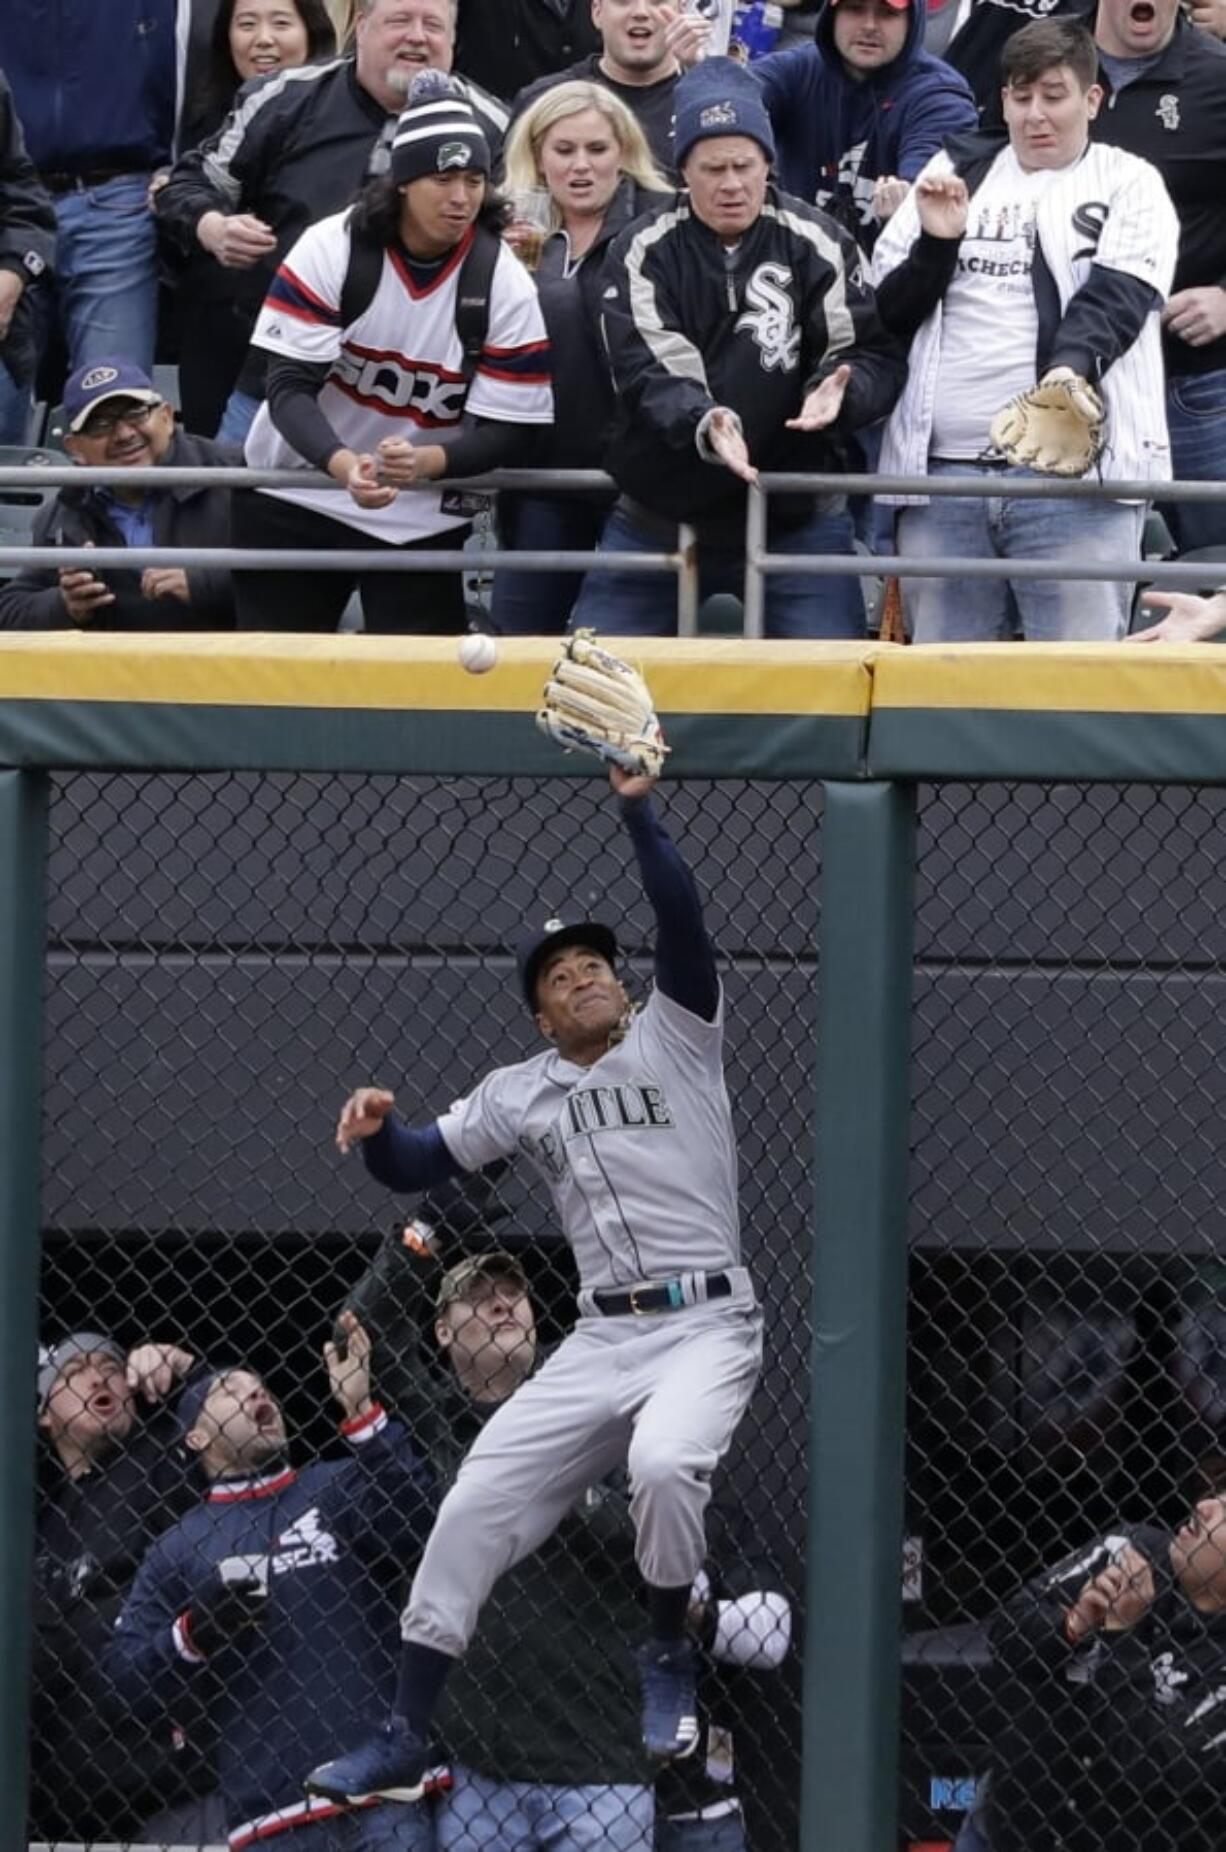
[{"xmin": 332, "ymin": 349, "xmax": 468, "ymax": 423}]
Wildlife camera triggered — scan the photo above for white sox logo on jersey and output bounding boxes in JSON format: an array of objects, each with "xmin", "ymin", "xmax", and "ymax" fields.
[
  {"xmin": 271, "ymin": 1508, "xmax": 339, "ymax": 1574},
  {"xmin": 1156, "ymin": 93, "xmax": 1180, "ymax": 131},
  {"xmin": 1071, "ymin": 200, "xmax": 1109, "ymax": 264},
  {"xmin": 332, "ymin": 349, "xmax": 467, "ymax": 422},
  {"xmin": 735, "ymin": 264, "xmax": 801, "ymax": 372}
]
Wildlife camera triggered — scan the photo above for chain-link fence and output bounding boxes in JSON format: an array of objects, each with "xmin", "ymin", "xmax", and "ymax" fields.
[
  {"xmin": 34, "ymin": 772, "xmax": 818, "ymax": 1852},
  {"xmin": 26, "ymin": 731, "xmax": 1226, "ymax": 1852},
  {"xmin": 902, "ymin": 780, "xmax": 1226, "ymax": 1852}
]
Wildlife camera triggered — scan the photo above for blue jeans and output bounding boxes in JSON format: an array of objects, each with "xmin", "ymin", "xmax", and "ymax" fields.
[
  {"xmin": 491, "ymin": 492, "xmax": 610, "ymax": 634},
  {"xmin": 435, "ymin": 1764, "xmax": 653, "ymax": 1852},
  {"xmin": 571, "ymin": 501, "xmax": 864, "ymax": 639},
  {"xmin": 0, "ymin": 360, "xmax": 31, "ymax": 444},
  {"xmin": 897, "ymin": 460, "xmax": 1143, "ymax": 642},
  {"xmin": 656, "ymin": 1808, "xmax": 747, "ymax": 1851},
  {"xmin": 277, "ymin": 1802, "xmax": 436, "ymax": 1852},
  {"xmin": 1162, "ymin": 367, "xmax": 1226, "ymax": 553},
  {"xmin": 53, "ymin": 175, "xmax": 158, "ymax": 373},
  {"xmin": 218, "ymin": 387, "xmax": 264, "ymax": 447}
]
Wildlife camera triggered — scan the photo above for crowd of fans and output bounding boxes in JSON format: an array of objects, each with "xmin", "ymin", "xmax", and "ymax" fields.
[
  {"xmin": 35, "ymin": 1184, "xmax": 793, "ymax": 1852},
  {"xmin": 0, "ymin": 0, "xmax": 1224, "ymax": 641}
]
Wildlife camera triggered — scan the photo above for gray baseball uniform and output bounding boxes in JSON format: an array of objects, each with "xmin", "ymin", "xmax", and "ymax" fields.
[{"xmin": 373, "ymin": 797, "xmax": 762, "ymax": 1659}]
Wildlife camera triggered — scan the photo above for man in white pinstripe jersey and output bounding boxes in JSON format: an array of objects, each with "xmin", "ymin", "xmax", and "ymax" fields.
[{"xmin": 871, "ymin": 16, "xmax": 1180, "ymax": 643}]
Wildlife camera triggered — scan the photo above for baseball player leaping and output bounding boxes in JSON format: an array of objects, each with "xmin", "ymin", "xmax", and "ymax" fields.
[{"xmin": 307, "ymin": 767, "xmax": 762, "ymax": 1804}]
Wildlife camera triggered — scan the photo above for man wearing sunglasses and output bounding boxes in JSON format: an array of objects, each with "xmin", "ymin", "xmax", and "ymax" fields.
[{"xmin": 0, "ymin": 357, "xmax": 240, "ymax": 630}]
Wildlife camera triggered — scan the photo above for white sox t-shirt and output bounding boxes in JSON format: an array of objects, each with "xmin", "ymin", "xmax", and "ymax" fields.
[{"xmin": 437, "ymin": 988, "xmax": 741, "ymax": 1293}]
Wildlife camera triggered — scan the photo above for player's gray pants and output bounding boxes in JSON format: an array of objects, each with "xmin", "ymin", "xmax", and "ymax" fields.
[{"xmin": 403, "ymin": 1297, "xmax": 763, "ymax": 1656}]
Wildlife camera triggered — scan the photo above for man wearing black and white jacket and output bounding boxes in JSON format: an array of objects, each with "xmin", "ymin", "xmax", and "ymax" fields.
[
  {"xmin": 570, "ymin": 54, "xmax": 906, "ymax": 639},
  {"xmin": 979, "ymin": 1482, "xmax": 1226, "ymax": 1851},
  {"xmin": 155, "ymin": 0, "xmax": 507, "ymax": 443}
]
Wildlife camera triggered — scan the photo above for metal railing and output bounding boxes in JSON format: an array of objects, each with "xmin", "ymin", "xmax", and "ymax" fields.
[{"xmin": 3, "ymin": 463, "xmax": 1224, "ymax": 638}]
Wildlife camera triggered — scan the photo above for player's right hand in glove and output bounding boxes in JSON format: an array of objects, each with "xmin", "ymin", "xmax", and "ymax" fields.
[
  {"xmin": 336, "ymin": 1086, "xmax": 395, "ymax": 1155},
  {"xmin": 988, "ymin": 367, "xmax": 1105, "ymax": 478},
  {"xmin": 187, "ymin": 1564, "xmax": 269, "ymax": 1657}
]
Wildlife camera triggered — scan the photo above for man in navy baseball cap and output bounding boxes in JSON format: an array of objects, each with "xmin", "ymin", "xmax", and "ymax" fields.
[
  {"xmin": 516, "ymin": 916, "xmax": 620, "ymax": 1011},
  {"xmin": 0, "ymin": 352, "xmax": 241, "ymax": 631}
]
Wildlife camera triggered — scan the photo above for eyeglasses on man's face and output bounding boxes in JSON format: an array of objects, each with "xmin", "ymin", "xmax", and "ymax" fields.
[{"xmin": 80, "ymin": 401, "xmax": 162, "ymax": 439}]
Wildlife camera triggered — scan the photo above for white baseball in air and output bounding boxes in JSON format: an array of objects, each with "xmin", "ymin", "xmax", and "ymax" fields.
[{"xmin": 458, "ymin": 632, "xmax": 497, "ymax": 674}]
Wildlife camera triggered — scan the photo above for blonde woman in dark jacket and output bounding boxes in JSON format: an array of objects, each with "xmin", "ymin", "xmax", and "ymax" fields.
[{"xmin": 493, "ymin": 80, "xmax": 670, "ymax": 634}]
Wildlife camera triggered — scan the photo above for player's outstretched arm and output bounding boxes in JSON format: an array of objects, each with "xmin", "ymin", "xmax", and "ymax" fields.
[
  {"xmin": 336, "ymin": 1085, "xmax": 461, "ymax": 1192},
  {"xmin": 610, "ymin": 768, "xmax": 719, "ymax": 1022}
]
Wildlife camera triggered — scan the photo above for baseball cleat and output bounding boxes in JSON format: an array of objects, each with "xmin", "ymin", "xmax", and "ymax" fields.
[
  {"xmin": 636, "ymin": 1638, "xmax": 700, "ymax": 1762},
  {"xmin": 305, "ymin": 1717, "xmax": 431, "ymax": 1804}
]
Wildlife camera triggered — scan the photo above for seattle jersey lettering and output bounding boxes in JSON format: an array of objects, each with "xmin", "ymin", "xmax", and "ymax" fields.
[{"xmin": 563, "ymin": 1082, "xmax": 676, "ymax": 1139}]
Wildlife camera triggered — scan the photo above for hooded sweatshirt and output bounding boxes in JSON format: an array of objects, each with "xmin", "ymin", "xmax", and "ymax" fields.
[{"xmin": 752, "ymin": 0, "xmax": 977, "ymax": 248}]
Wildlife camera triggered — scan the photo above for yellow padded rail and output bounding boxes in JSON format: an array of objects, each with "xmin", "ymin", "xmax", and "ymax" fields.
[{"xmin": 0, "ymin": 634, "xmax": 877, "ymax": 718}]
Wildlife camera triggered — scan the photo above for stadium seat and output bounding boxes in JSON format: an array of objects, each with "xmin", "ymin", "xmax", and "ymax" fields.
[{"xmin": 0, "ymin": 445, "xmax": 57, "ymax": 576}]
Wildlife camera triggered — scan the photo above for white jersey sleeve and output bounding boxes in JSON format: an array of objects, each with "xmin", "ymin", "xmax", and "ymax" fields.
[
  {"xmin": 464, "ymin": 244, "xmax": 553, "ymax": 426},
  {"xmin": 251, "ymin": 211, "xmax": 351, "ymax": 366},
  {"xmin": 1091, "ymin": 152, "xmax": 1178, "ymax": 300}
]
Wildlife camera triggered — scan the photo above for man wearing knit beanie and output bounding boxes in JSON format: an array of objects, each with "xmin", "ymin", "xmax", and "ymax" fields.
[{"xmin": 568, "ymin": 55, "xmax": 907, "ymax": 638}]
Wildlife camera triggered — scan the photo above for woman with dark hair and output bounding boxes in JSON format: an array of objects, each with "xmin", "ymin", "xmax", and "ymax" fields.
[
  {"xmin": 234, "ymin": 71, "xmax": 552, "ymax": 633},
  {"xmin": 172, "ymin": 0, "xmax": 337, "ymax": 435},
  {"xmin": 183, "ymin": 0, "xmax": 337, "ymax": 150},
  {"xmin": 492, "ymin": 80, "xmax": 671, "ymax": 634}
]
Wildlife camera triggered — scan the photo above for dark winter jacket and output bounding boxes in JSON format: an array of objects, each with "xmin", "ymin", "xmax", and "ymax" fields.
[
  {"xmin": 31, "ymin": 1393, "xmax": 209, "ymax": 1841},
  {"xmin": 533, "ymin": 178, "xmax": 672, "ymax": 475},
  {"xmin": 0, "ymin": 429, "xmax": 241, "ymax": 630},
  {"xmin": 0, "ymin": 70, "xmax": 55, "ymax": 391},
  {"xmin": 0, "ymin": 1, "xmax": 181, "ymax": 173},
  {"xmin": 988, "ymin": 1524, "xmax": 1226, "ymax": 1852},
  {"xmin": 752, "ymin": 0, "xmax": 978, "ymax": 247},
  {"xmin": 457, "ymin": 0, "xmax": 602, "ymax": 104},
  {"xmin": 1090, "ymin": 15, "xmax": 1226, "ymax": 379},
  {"xmin": 599, "ymin": 184, "xmax": 906, "ymax": 527},
  {"xmin": 107, "ymin": 1410, "xmax": 436, "ymax": 1842}
]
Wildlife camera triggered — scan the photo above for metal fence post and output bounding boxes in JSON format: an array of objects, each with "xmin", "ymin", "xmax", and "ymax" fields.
[
  {"xmin": 0, "ymin": 768, "xmax": 49, "ymax": 1852},
  {"xmin": 804, "ymin": 779, "xmax": 917, "ymax": 1852}
]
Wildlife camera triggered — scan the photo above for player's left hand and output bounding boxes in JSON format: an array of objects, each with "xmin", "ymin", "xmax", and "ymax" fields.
[
  {"xmin": 126, "ymin": 1343, "xmax": 195, "ymax": 1404},
  {"xmin": 1162, "ymin": 286, "xmax": 1226, "ymax": 349},
  {"xmin": 610, "ymin": 764, "xmax": 659, "ymax": 801},
  {"xmin": 786, "ymin": 364, "xmax": 852, "ymax": 432},
  {"xmin": 325, "ymin": 1311, "xmax": 375, "ymax": 1420}
]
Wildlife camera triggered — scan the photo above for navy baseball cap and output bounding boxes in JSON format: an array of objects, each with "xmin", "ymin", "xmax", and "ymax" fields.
[
  {"xmin": 517, "ymin": 917, "xmax": 619, "ymax": 1010},
  {"xmin": 673, "ymin": 57, "xmax": 777, "ymax": 168},
  {"xmin": 175, "ymin": 1365, "xmax": 244, "ymax": 1440},
  {"xmin": 63, "ymin": 358, "xmax": 162, "ymax": 434}
]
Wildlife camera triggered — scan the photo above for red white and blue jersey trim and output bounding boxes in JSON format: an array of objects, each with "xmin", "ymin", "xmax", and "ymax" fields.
[{"xmin": 245, "ymin": 208, "xmax": 553, "ymax": 543}]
